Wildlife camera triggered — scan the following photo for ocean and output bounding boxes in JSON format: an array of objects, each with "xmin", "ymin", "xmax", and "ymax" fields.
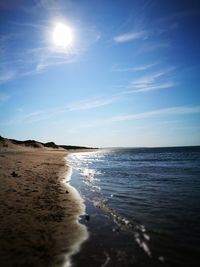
[{"xmin": 67, "ymin": 147, "xmax": 200, "ymax": 267}]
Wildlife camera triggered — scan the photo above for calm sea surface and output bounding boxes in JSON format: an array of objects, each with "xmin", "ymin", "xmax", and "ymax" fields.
[{"xmin": 67, "ymin": 147, "xmax": 200, "ymax": 267}]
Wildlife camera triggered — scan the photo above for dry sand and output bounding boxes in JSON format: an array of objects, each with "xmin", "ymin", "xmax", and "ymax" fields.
[{"xmin": 0, "ymin": 147, "xmax": 88, "ymax": 267}]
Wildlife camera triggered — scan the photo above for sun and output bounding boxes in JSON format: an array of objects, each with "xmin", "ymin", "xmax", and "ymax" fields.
[{"xmin": 52, "ymin": 23, "xmax": 73, "ymax": 49}]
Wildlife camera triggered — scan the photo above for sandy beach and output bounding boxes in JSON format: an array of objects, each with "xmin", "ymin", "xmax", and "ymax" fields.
[{"xmin": 0, "ymin": 141, "xmax": 88, "ymax": 267}]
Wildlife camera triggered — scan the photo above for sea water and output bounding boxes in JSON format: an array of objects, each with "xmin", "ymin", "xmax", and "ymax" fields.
[{"xmin": 67, "ymin": 147, "xmax": 200, "ymax": 267}]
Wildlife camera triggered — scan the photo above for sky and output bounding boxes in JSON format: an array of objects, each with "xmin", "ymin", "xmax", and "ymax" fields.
[{"xmin": 0, "ymin": 0, "xmax": 200, "ymax": 147}]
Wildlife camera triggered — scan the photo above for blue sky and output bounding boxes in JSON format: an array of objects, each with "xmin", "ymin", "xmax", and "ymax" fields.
[{"xmin": 0, "ymin": 0, "xmax": 200, "ymax": 147}]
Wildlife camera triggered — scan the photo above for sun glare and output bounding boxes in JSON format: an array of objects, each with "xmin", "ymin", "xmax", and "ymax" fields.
[{"xmin": 52, "ymin": 23, "xmax": 73, "ymax": 49}]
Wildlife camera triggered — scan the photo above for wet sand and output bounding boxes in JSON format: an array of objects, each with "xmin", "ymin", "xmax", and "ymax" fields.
[{"xmin": 0, "ymin": 147, "xmax": 88, "ymax": 267}]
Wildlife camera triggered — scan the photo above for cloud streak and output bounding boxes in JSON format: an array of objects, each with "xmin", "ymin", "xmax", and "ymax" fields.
[
  {"xmin": 111, "ymin": 106, "xmax": 200, "ymax": 122},
  {"xmin": 120, "ymin": 66, "xmax": 176, "ymax": 93},
  {"xmin": 113, "ymin": 30, "xmax": 148, "ymax": 43},
  {"xmin": 124, "ymin": 82, "xmax": 175, "ymax": 93},
  {"xmin": 1, "ymin": 96, "xmax": 117, "ymax": 125},
  {"xmin": 67, "ymin": 105, "xmax": 200, "ymax": 130},
  {"xmin": 132, "ymin": 68, "xmax": 174, "ymax": 85},
  {"xmin": 68, "ymin": 97, "xmax": 118, "ymax": 111},
  {"xmin": 111, "ymin": 63, "xmax": 157, "ymax": 72}
]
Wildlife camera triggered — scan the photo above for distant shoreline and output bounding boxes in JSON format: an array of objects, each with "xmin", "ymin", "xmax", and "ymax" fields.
[{"xmin": 0, "ymin": 135, "xmax": 97, "ymax": 151}]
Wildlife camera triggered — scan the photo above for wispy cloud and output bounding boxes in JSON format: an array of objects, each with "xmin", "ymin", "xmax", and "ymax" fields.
[
  {"xmin": 35, "ymin": 56, "xmax": 77, "ymax": 72},
  {"xmin": 111, "ymin": 63, "xmax": 157, "ymax": 72},
  {"xmin": 124, "ymin": 82, "xmax": 175, "ymax": 94},
  {"xmin": 68, "ymin": 97, "xmax": 118, "ymax": 111},
  {"xmin": 111, "ymin": 106, "xmax": 200, "ymax": 122},
  {"xmin": 113, "ymin": 30, "xmax": 148, "ymax": 43},
  {"xmin": 65, "ymin": 105, "xmax": 200, "ymax": 130},
  {"xmin": 1, "ymin": 96, "xmax": 117, "ymax": 125},
  {"xmin": 132, "ymin": 67, "xmax": 174, "ymax": 86},
  {"xmin": 122, "ymin": 67, "xmax": 176, "ymax": 93},
  {"xmin": 9, "ymin": 21, "xmax": 47, "ymax": 29},
  {"xmin": 112, "ymin": 63, "xmax": 176, "ymax": 94}
]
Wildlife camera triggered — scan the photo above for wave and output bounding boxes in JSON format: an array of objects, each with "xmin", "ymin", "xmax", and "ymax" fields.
[{"xmin": 92, "ymin": 198, "xmax": 153, "ymax": 259}]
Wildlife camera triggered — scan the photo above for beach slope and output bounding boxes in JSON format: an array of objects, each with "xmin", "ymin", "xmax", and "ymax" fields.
[{"xmin": 0, "ymin": 139, "xmax": 88, "ymax": 267}]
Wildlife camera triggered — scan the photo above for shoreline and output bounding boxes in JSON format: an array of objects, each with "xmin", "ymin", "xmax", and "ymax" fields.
[
  {"xmin": 67, "ymin": 151, "xmax": 154, "ymax": 267},
  {"xmin": 0, "ymin": 148, "xmax": 89, "ymax": 267}
]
